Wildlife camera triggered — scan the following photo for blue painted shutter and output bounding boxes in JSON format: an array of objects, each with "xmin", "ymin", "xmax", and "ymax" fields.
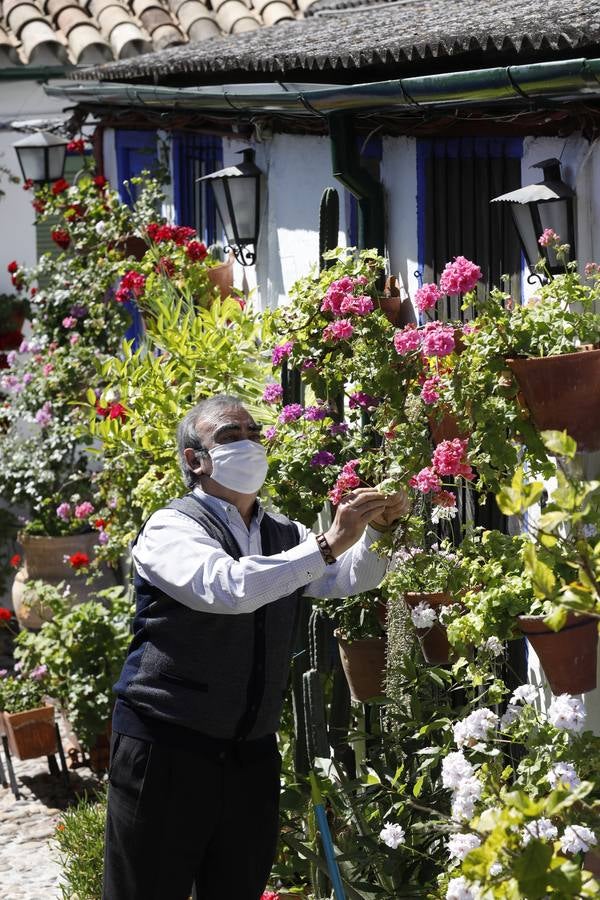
[{"xmin": 172, "ymin": 133, "xmax": 223, "ymax": 245}]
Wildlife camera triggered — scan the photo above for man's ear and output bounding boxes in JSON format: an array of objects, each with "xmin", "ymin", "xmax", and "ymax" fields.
[{"xmin": 183, "ymin": 447, "xmax": 207, "ymax": 475}]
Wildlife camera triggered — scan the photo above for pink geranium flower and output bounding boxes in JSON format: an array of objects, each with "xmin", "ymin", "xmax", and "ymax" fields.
[
  {"xmin": 539, "ymin": 228, "xmax": 559, "ymax": 247},
  {"xmin": 432, "ymin": 438, "xmax": 474, "ymax": 480},
  {"xmin": 409, "ymin": 467, "xmax": 442, "ymax": 494},
  {"xmin": 75, "ymin": 501, "xmax": 95, "ymax": 519},
  {"xmin": 323, "ymin": 319, "xmax": 354, "ymax": 341},
  {"xmin": 421, "ymin": 375, "xmax": 441, "ymax": 405},
  {"xmin": 415, "ymin": 283, "xmax": 442, "ymax": 312},
  {"xmin": 393, "ymin": 325, "xmax": 422, "ymax": 355},
  {"xmin": 262, "ymin": 383, "xmax": 283, "ymax": 404},
  {"xmin": 439, "ymin": 256, "xmax": 481, "ymax": 295},
  {"xmin": 271, "ymin": 341, "xmax": 294, "ymax": 366},
  {"xmin": 278, "ymin": 404, "xmax": 304, "ymax": 423},
  {"xmin": 421, "ymin": 322, "xmax": 455, "ymax": 358}
]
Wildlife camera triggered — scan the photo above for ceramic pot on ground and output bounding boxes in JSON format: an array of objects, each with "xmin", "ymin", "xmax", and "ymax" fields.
[
  {"xmin": 12, "ymin": 532, "xmax": 113, "ymax": 629},
  {"xmin": 207, "ymin": 254, "xmax": 235, "ymax": 300},
  {"xmin": 507, "ymin": 348, "xmax": 600, "ymax": 452},
  {"xmin": 334, "ymin": 630, "xmax": 386, "ymax": 702},
  {"xmin": 3, "ymin": 705, "xmax": 56, "ymax": 760},
  {"xmin": 404, "ymin": 592, "xmax": 455, "ymax": 665},
  {"xmin": 518, "ymin": 612, "xmax": 598, "ymax": 694}
]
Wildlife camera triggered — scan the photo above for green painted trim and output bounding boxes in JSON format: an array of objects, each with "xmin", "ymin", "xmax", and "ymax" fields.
[{"xmin": 45, "ymin": 57, "xmax": 600, "ymax": 116}]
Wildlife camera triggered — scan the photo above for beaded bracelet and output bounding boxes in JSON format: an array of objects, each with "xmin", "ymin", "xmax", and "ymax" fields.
[{"xmin": 316, "ymin": 532, "xmax": 337, "ymax": 565}]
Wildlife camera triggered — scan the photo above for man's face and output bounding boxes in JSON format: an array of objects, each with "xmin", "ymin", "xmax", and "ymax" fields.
[{"xmin": 194, "ymin": 405, "xmax": 263, "ymax": 477}]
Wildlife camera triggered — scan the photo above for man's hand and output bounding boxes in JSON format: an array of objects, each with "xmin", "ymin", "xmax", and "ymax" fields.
[
  {"xmin": 323, "ymin": 488, "xmax": 389, "ymax": 558},
  {"xmin": 369, "ymin": 489, "xmax": 410, "ymax": 532}
]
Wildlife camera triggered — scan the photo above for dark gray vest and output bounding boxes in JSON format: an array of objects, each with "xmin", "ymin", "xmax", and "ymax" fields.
[{"xmin": 114, "ymin": 494, "xmax": 303, "ymax": 740}]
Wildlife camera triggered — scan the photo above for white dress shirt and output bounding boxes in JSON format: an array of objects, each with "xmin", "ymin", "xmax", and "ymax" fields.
[{"xmin": 132, "ymin": 488, "xmax": 388, "ymax": 615}]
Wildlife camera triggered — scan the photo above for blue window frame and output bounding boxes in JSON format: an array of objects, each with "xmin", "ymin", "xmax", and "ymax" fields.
[
  {"xmin": 115, "ymin": 130, "xmax": 160, "ymax": 206},
  {"xmin": 172, "ymin": 133, "xmax": 223, "ymax": 245},
  {"xmin": 346, "ymin": 136, "xmax": 383, "ymax": 247}
]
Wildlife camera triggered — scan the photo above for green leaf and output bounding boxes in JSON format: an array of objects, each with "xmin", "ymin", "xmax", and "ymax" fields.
[
  {"xmin": 543, "ymin": 606, "xmax": 567, "ymax": 632},
  {"xmin": 513, "ymin": 841, "xmax": 554, "ymax": 899},
  {"xmin": 412, "ymin": 775, "xmax": 425, "ymax": 798},
  {"xmin": 541, "ymin": 429, "xmax": 577, "ymax": 459}
]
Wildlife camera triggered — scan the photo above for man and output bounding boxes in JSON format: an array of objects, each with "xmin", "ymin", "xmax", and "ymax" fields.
[{"xmin": 103, "ymin": 393, "xmax": 407, "ymax": 900}]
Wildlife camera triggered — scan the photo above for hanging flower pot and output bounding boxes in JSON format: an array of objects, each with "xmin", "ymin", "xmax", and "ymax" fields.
[
  {"xmin": 334, "ymin": 630, "xmax": 386, "ymax": 702},
  {"xmin": 507, "ymin": 348, "xmax": 600, "ymax": 452},
  {"xmin": 404, "ymin": 592, "xmax": 455, "ymax": 665},
  {"xmin": 428, "ymin": 407, "xmax": 469, "ymax": 445},
  {"xmin": 518, "ymin": 613, "xmax": 598, "ymax": 694},
  {"xmin": 3, "ymin": 705, "xmax": 57, "ymax": 760},
  {"xmin": 207, "ymin": 253, "xmax": 235, "ymax": 301}
]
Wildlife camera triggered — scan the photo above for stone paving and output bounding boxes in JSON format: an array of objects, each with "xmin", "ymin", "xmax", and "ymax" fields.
[{"xmin": 0, "ymin": 737, "xmax": 101, "ymax": 900}]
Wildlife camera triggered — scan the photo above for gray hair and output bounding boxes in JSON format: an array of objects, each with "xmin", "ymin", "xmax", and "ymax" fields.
[{"xmin": 177, "ymin": 394, "xmax": 246, "ymax": 489}]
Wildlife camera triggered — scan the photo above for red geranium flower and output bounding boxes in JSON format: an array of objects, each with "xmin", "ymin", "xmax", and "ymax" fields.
[
  {"xmin": 32, "ymin": 198, "xmax": 46, "ymax": 214},
  {"xmin": 10, "ymin": 554, "xmax": 21, "ymax": 568},
  {"xmin": 185, "ymin": 240, "xmax": 207, "ymax": 262},
  {"xmin": 155, "ymin": 257, "xmax": 175, "ymax": 277},
  {"xmin": 51, "ymin": 178, "xmax": 69, "ymax": 195},
  {"xmin": 67, "ymin": 139, "xmax": 86, "ymax": 153},
  {"xmin": 0, "ymin": 608, "xmax": 12, "ymax": 622},
  {"xmin": 51, "ymin": 229, "xmax": 70, "ymax": 250},
  {"xmin": 7, "ymin": 260, "xmax": 18, "ymax": 274},
  {"xmin": 22, "ymin": 179, "xmax": 34, "ymax": 190},
  {"xmin": 93, "ymin": 175, "xmax": 107, "ymax": 189},
  {"xmin": 94, "ymin": 518, "xmax": 107, "ymax": 529},
  {"xmin": 96, "ymin": 401, "xmax": 127, "ymax": 423},
  {"xmin": 173, "ymin": 225, "xmax": 196, "ymax": 245},
  {"xmin": 68, "ymin": 552, "xmax": 89, "ymax": 569}
]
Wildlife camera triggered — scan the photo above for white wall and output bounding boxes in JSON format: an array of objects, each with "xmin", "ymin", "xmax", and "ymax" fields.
[
  {"xmin": 381, "ymin": 136, "xmax": 419, "ymax": 305},
  {"xmin": 0, "ymin": 79, "xmax": 72, "ymax": 293}
]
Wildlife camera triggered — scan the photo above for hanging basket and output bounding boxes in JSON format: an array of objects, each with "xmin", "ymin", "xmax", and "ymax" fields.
[
  {"xmin": 404, "ymin": 592, "xmax": 456, "ymax": 665},
  {"xmin": 207, "ymin": 254, "xmax": 235, "ymax": 301},
  {"xmin": 518, "ymin": 613, "xmax": 598, "ymax": 694},
  {"xmin": 3, "ymin": 705, "xmax": 56, "ymax": 760},
  {"xmin": 334, "ymin": 631, "xmax": 386, "ymax": 702},
  {"xmin": 428, "ymin": 408, "xmax": 469, "ymax": 445},
  {"xmin": 507, "ymin": 348, "xmax": 600, "ymax": 452}
]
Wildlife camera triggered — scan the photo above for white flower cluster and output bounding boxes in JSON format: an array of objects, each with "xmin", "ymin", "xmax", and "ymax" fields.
[
  {"xmin": 483, "ymin": 636, "xmax": 504, "ymax": 657},
  {"xmin": 446, "ymin": 832, "xmax": 482, "ymax": 861},
  {"xmin": 453, "ymin": 708, "xmax": 499, "ymax": 748},
  {"xmin": 548, "ymin": 695, "xmax": 586, "ymax": 734},
  {"xmin": 560, "ymin": 825, "xmax": 597, "ymax": 855},
  {"xmin": 441, "ymin": 751, "xmax": 483, "ymax": 820},
  {"xmin": 410, "ymin": 601, "xmax": 437, "ymax": 629},
  {"xmin": 446, "ymin": 875, "xmax": 482, "ymax": 899},
  {"xmin": 500, "ymin": 684, "xmax": 538, "ymax": 729},
  {"xmin": 432, "ymin": 504, "xmax": 458, "ymax": 524},
  {"xmin": 379, "ymin": 822, "xmax": 406, "ymax": 849},
  {"xmin": 547, "ymin": 761, "xmax": 580, "ymax": 790},
  {"xmin": 522, "ymin": 817, "xmax": 558, "ymax": 845}
]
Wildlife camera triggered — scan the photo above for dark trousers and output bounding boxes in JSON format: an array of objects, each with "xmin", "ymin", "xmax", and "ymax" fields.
[{"xmin": 102, "ymin": 733, "xmax": 282, "ymax": 900}]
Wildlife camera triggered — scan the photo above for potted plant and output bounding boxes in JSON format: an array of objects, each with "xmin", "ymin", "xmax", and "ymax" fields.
[
  {"xmin": 318, "ymin": 592, "xmax": 387, "ymax": 702},
  {"xmin": 0, "ymin": 292, "xmax": 29, "ymax": 368},
  {"xmin": 383, "ymin": 537, "xmax": 473, "ymax": 665},
  {"xmin": 0, "ymin": 664, "xmax": 56, "ymax": 760},
  {"xmin": 14, "ymin": 581, "xmax": 132, "ymax": 771}
]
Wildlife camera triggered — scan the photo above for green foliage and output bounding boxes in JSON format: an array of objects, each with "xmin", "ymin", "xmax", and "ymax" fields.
[
  {"xmin": 0, "ymin": 668, "xmax": 49, "ymax": 713},
  {"xmin": 14, "ymin": 582, "xmax": 132, "ymax": 748},
  {"xmin": 54, "ymin": 790, "xmax": 107, "ymax": 900}
]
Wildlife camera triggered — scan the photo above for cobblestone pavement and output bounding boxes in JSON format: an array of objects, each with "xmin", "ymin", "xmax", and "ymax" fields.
[{"xmin": 0, "ymin": 741, "xmax": 101, "ymax": 900}]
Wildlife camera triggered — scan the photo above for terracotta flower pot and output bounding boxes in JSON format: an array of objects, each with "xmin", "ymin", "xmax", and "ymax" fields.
[
  {"xmin": 404, "ymin": 592, "xmax": 455, "ymax": 665},
  {"xmin": 518, "ymin": 613, "xmax": 598, "ymax": 694},
  {"xmin": 12, "ymin": 532, "xmax": 112, "ymax": 629},
  {"xmin": 3, "ymin": 705, "xmax": 56, "ymax": 760},
  {"xmin": 428, "ymin": 408, "xmax": 469, "ymax": 444},
  {"xmin": 207, "ymin": 254, "xmax": 235, "ymax": 301},
  {"xmin": 507, "ymin": 348, "xmax": 600, "ymax": 452},
  {"xmin": 335, "ymin": 631, "xmax": 386, "ymax": 702}
]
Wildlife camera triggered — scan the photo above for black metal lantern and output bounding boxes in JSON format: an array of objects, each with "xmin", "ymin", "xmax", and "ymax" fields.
[
  {"xmin": 490, "ymin": 159, "xmax": 576, "ymax": 277},
  {"xmin": 199, "ymin": 148, "xmax": 261, "ymax": 266},
  {"xmin": 13, "ymin": 131, "xmax": 68, "ymax": 184}
]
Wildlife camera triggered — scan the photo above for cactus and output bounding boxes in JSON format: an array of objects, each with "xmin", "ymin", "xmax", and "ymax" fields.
[
  {"xmin": 319, "ymin": 187, "xmax": 339, "ymax": 272},
  {"xmin": 309, "ymin": 608, "xmax": 334, "ymax": 674},
  {"xmin": 303, "ymin": 669, "xmax": 330, "ymax": 762},
  {"xmin": 328, "ymin": 658, "xmax": 354, "ymax": 774}
]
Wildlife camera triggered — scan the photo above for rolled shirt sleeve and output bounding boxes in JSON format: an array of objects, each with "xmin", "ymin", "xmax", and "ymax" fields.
[{"xmin": 132, "ymin": 507, "xmax": 388, "ymax": 615}]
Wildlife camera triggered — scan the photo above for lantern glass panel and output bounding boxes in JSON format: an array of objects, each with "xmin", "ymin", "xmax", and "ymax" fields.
[
  {"xmin": 211, "ymin": 179, "xmax": 234, "ymax": 240},
  {"xmin": 15, "ymin": 146, "xmax": 47, "ymax": 183},
  {"xmin": 510, "ymin": 204, "xmax": 540, "ymax": 269},
  {"xmin": 226, "ymin": 176, "xmax": 257, "ymax": 243},
  {"xmin": 538, "ymin": 198, "xmax": 570, "ymax": 269},
  {"xmin": 47, "ymin": 144, "xmax": 67, "ymax": 182}
]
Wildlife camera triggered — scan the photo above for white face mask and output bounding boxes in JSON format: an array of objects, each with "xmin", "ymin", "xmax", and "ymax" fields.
[{"xmin": 207, "ymin": 439, "xmax": 269, "ymax": 494}]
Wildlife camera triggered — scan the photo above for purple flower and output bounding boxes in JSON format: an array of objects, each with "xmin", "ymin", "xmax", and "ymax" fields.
[
  {"xmin": 56, "ymin": 502, "xmax": 72, "ymax": 521},
  {"xmin": 310, "ymin": 450, "xmax": 336, "ymax": 467},
  {"xmin": 278, "ymin": 403, "xmax": 304, "ymax": 424},
  {"xmin": 329, "ymin": 422, "xmax": 349, "ymax": 435},
  {"xmin": 35, "ymin": 402, "xmax": 53, "ymax": 427},
  {"xmin": 301, "ymin": 359, "xmax": 316, "ymax": 370},
  {"xmin": 0, "ymin": 669, "xmax": 7, "ymax": 678},
  {"xmin": 30, "ymin": 664, "xmax": 48, "ymax": 681},
  {"xmin": 349, "ymin": 392, "xmax": 381, "ymax": 410},
  {"xmin": 6, "ymin": 351, "xmax": 17, "ymax": 368},
  {"xmin": 264, "ymin": 426, "xmax": 277, "ymax": 441},
  {"xmin": 97, "ymin": 530, "xmax": 109, "ymax": 545},
  {"xmin": 70, "ymin": 304, "xmax": 88, "ymax": 318},
  {"xmin": 18, "ymin": 339, "xmax": 30, "ymax": 353},
  {"xmin": 22, "ymin": 372, "xmax": 33, "ymax": 385},
  {"xmin": 304, "ymin": 405, "xmax": 328, "ymax": 421},
  {"xmin": 271, "ymin": 341, "xmax": 294, "ymax": 366},
  {"xmin": 262, "ymin": 383, "xmax": 283, "ymax": 404}
]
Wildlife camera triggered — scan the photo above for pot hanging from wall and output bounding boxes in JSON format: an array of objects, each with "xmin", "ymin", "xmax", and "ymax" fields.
[
  {"xmin": 518, "ymin": 612, "xmax": 598, "ymax": 694},
  {"xmin": 404, "ymin": 592, "xmax": 455, "ymax": 665},
  {"xmin": 334, "ymin": 631, "xmax": 386, "ymax": 702},
  {"xmin": 207, "ymin": 254, "xmax": 235, "ymax": 301},
  {"xmin": 507, "ymin": 348, "xmax": 600, "ymax": 452}
]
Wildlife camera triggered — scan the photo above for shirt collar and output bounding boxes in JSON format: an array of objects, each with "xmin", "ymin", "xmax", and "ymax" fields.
[{"xmin": 192, "ymin": 486, "xmax": 264, "ymax": 525}]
